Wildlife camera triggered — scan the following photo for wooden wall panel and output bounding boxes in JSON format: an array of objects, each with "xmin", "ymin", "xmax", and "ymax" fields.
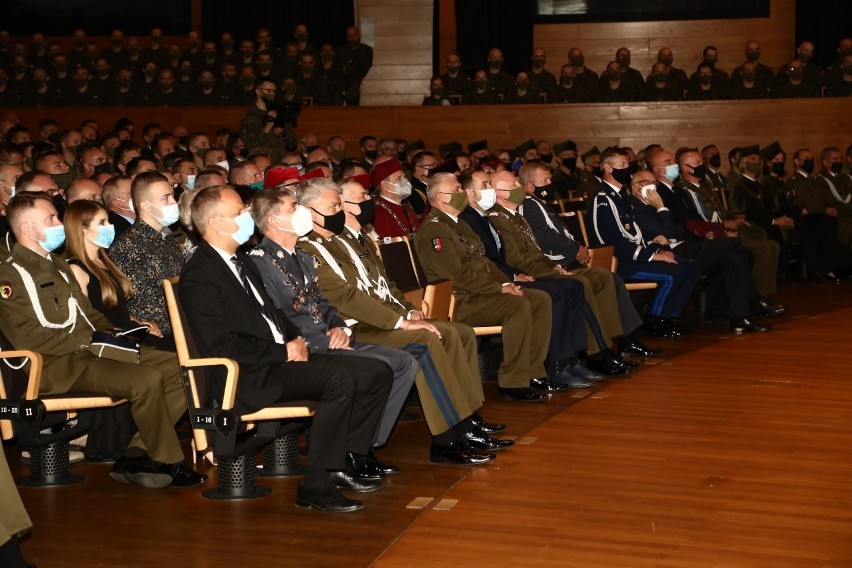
[
  {"xmin": 12, "ymin": 97, "xmax": 849, "ymax": 170},
  {"xmin": 533, "ymin": 0, "xmax": 797, "ymax": 82},
  {"xmin": 358, "ymin": 0, "xmax": 433, "ymax": 106}
]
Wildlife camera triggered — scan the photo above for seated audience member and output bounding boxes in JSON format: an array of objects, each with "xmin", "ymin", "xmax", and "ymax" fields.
[
  {"xmin": 643, "ymin": 62, "xmax": 684, "ymax": 101},
  {"xmin": 686, "ymin": 62, "xmax": 726, "ymax": 101},
  {"xmin": 298, "ymin": 177, "xmax": 508, "ymax": 463},
  {"xmin": 728, "ymin": 61, "xmax": 769, "ymax": 99},
  {"xmin": 180, "ymin": 184, "xmax": 393, "ymax": 512},
  {"xmin": 0, "ymin": 191, "xmax": 205, "ymax": 489},
  {"xmin": 589, "ymin": 150, "xmax": 703, "ymax": 337},
  {"xmin": 109, "ymin": 171, "xmax": 184, "ymax": 340},
  {"xmin": 407, "ymin": 150, "xmax": 436, "ymax": 215},
  {"xmin": 786, "ymin": 148, "xmax": 849, "ymax": 281},
  {"xmin": 771, "ymin": 60, "xmax": 820, "ymax": 98},
  {"xmin": 371, "ymin": 158, "xmax": 421, "ymax": 238},
  {"xmin": 65, "ymin": 177, "xmax": 102, "ymax": 204},
  {"xmin": 415, "ymin": 172, "xmax": 555, "ymax": 402},
  {"xmin": 680, "ymin": 147, "xmax": 782, "ymax": 306},
  {"xmin": 249, "ymin": 187, "xmax": 417, "ymax": 469},
  {"xmin": 815, "ymin": 146, "xmax": 852, "ymax": 249}
]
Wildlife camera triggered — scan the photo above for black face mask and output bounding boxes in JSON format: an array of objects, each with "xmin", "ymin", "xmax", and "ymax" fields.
[
  {"xmin": 801, "ymin": 159, "xmax": 815, "ymax": 174},
  {"xmin": 540, "ymin": 153, "xmax": 553, "ymax": 164},
  {"xmin": 830, "ymin": 162, "xmax": 843, "ymax": 173},
  {"xmin": 689, "ymin": 164, "xmax": 707, "ymax": 180},
  {"xmin": 534, "ymin": 183, "xmax": 553, "ymax": 199},
  {"xmin": 709, "ymin": 154, "xmax": 722, "ymax": 169},
  {"xmin": 561, "ymin": 157, "xmax": 577, "ymax": 170},
  {"xmin": 628, "ymin": 160, "xmax": 639, "ymax": 174},
  {"xmin": 592, "ymin": 166, "xmax": 602, "ymax": 178},
  {"xmin": 771, "ymin": 162, "xmax": 785, "ymax": 176},
  {"xmin": 610, "ymin": 166, "xmax": 632, "ymax": 188},
  {"xmin": 305, "ymin": 145, "xmax": 318, "ymax": 153},
  {"xmin": 312, "ymin": 208, "xmax": 345, "ymax": 235},
  {"xmin": 346, "ymin": 199, "xmax": 375, "ymax": 226},
  {"xmin": 93, "ymin": 162, "xmax": 112, "ymax": 175},
  {"xmin": 365, "ymin": 149, "xmax": 378, "ymax": 161},
  {"xmin": 525, "ymin": 158, "xmax": 541, "ymax": 163}
]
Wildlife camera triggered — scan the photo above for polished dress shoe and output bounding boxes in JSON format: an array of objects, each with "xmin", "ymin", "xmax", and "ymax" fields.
[
  {"xmin": 110, "ymin": 454, "xmax": 173, "ymax": 489},
  {"xmin": 329, "ymin": 469, "xmax": 382, "ymax": 493},
  {"xmin": 586, "ymin": 358, "xmax": 630, "ymax": 376},
  {"xmin": 547, "ymin": 368, "xmax": 593, "ymax": 388},
  {"xmin": 168, "ymin": 463, "xmax": 208, "ymax": 488},
  {"xmin": 530, "ymin": 377, "xmax": 569, "ymax": 392},
  {"xmin": 367, "ymin": 449, "xmax": 399, "ymax": 475},
  {"xmin": 609, "ymin": 352, "xmax": 639, "ymax": 368},
  {"xmin": 730, "ymin": 317, "xmax": 771, "ymax": 333},
  {"xmin": 430, "ymin": 439, "xmax": 496, "ymax": 465},
  {"xmin": 498, "ymin": 387, "xmax": 547, "ymax": 402},
  {"xmin": 346, "ymin": 452, "xmax": 384, "ymax": 480},
  {"xmin": 752, "ymin": 298, "xmax": 786, "ymax": 318},
  {"xmin": 470, "ymin": 412, "xmax": 506, "ymax": 433},
  {"xmin": 618, "ymin": 340, "xmax": 663, "ymax": 357},
  {"xmin": 459, "ymin": 431, "xmax": 514, "ymax": 452},
  {"xmin": 296, "ymin": 482, "xmax": 364, "ymax": 512},
  {"xmin": 570, "ymin": 362, "xmax": 606, "ymax": 380},
  {"xmin": 645, "ymin": 319, "xmax": 683, "ymax": 338}
]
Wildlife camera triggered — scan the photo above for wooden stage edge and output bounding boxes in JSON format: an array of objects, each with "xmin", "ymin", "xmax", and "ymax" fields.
[{"xmin": 7, "ymin": 280, "xmax": 852, "ymax": 568}]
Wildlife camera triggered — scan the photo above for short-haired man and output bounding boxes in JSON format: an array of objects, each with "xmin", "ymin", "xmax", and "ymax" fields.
[
  {"xmin": 408, "ymin": 151, "xmax": 437, "ymax": 215},
  {"xmin": 416, "ymin": 173, "xmax": 555, "ymax": 402},
  {"xmin": 109, "ymin": 172, "xmax": 184, "ymax": 341},
  {"xmin": 238, "ymin": 77, "xmax": 295, "ymax": 163},
  {"xmin": 180, "ymin": 184, "xmax": 392, "ymax": 511},
  {"xmin": 298, "ymin": 177, "xmax": 508, "ymax": 461},
  {"xmin": 102, "ymin": 174, "xmax": 135, "ymax": 237},
  {"xmin": 589, "ymin": 149, "xmax": 703, "ymax": 337},
  {"xmin": 0, "ymin": 191, "xmax": 204, "ymax": 489}
]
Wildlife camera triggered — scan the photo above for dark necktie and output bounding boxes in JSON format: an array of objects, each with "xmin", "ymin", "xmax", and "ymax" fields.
[
  {"xmin": 231, "ymin": 255, "xmax": 286, "ymax": 337},
  {"xmin": 288, "ymin": 251, "xmax": 306, "ymax": 283}
]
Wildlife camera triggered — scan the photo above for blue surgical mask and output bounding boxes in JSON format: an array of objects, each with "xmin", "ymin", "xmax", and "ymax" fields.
[
  {"xmin": 218, "ymin": 212, "xmax": 255, "ymax": 245},
  {"xmin": 249, "ymin": 181, "xmax": 263, "ymax": 190},
  {"xmin": 184, "ymin": 174, "xmax": 196, "ymax": 190},
  {"xmin": 148, "ymin": 202, "xmax": 180, "ymax": 226},
  {"xmin": 38, "ymin": 224, "xmax": 66, "ymax": 252},
  {"xmin": 87, "ymin": 224, "xmax": 115, "ymax": 248},
  {"xmin": 664, "ymin": 164, "xmax": 680, "ymax": 180}
]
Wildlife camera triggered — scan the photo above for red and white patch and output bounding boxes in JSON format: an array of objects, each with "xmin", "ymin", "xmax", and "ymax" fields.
[
  {"xmin": 431, "ymin": 237, "xmax": 442, "ymax": 252},
  {"xmin": 0, "ymin": 282, "xmax": 12, "ymax": 300}
]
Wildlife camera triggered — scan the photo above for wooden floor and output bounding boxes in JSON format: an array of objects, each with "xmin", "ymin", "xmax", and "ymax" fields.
[{"xmin": 6, "ymin": 281, "xmax": 852, "ymax": 567}]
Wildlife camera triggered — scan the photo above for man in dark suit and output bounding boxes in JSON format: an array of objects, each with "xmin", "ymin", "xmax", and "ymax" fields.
[
  {"xmin": 102, "ymin": 175, "xmax": 134, "ymax": 238},
  {"xmin": 179, "ymin": 185, "xmax": 393, "ymax": 513}
]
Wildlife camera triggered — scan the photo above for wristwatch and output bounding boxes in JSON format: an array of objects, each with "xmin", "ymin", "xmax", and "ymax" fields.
[{"xmin": 296, "ymin": 335, "xmax": 311, "ymax": 348}]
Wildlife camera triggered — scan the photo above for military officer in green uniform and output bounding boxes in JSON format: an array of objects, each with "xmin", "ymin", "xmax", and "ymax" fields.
[
  {"xmin": 297, "ymin": 178, "xmax": 509, "ymax": 465},
  {"xmin": 0, "ymin": 192, "xmax": 204, "ymax": 489},
  {"xmin": 815, "ymin": 146, "xmax": 852, "ymax": 249},
  {"xmin": 415, "ymin": 172, "xmax": 554, "ymax": 403},
  {"xmin": 0, "ymin": 448, "xmax": 32, "ymax": 567}
]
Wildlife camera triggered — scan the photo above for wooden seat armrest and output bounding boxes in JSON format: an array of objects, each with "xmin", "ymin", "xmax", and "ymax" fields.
[
  {"xmin": 625, "ymin": 283, "xmax": 659, "ymax": 291},
  {"xmin": 242, "ymin": 402, "xmax": 316, "ymax": 422},
  {"xmin": 472, "ymin": 326, "xmax": 503, "ymax": 336},
  {"xmin": 0, "ymin": 349, "xmax": 43, "ymax": 400},
  {"xmin": 181, "ymin": 357, "xmax": 240, "ymax": 411}
]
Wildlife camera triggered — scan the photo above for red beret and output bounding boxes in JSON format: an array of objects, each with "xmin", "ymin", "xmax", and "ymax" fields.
[
  {"xmin": 301, "ymin": 168, "xmax": 326, "ymax": 181},
  {"xmin": 345, "ymin": 173, "xmax": 372, "ymax": 189},
  {"xmin": 263, "ymin": 166, "xmax": 301, "ymax": 188},
  {"xmin": 370, "ymin": 158, "xmax": 403, "ymax": 189}
]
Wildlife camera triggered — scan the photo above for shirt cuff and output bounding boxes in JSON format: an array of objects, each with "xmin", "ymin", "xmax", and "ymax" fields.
[{"xmin": 394, "ymin": 316, "xmax": 404, "ymax": 329}]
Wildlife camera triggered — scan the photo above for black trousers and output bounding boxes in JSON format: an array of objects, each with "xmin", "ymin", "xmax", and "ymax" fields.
[
  {"xmin": 675, "ymin": 237, "xmax": 756, "ymax": 319},
  {"xmin": 273, "ymin": 353, "xmax": 392, "ymax": 471},
  {"xmin": 520, "ymin": 278, "xmax": 590, "ymax": 361}
]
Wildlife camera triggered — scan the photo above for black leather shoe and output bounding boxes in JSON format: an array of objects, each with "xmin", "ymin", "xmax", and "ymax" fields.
[
  {"xmin": 329, "ymin": 469, "xmax": 382, "ymax": 493},
  {"xmin": 753, "ymin": 298, "xmax": 786, "ymax": 318},
  {"xmin": 470, "ymin": 412, "xmax": 506, "ymax": 434},
  {"xmin": 619, "ymin": 340, "xmax": 663, "ymax": 357},
  {"xmin": 587, "ymin": 358, "xmax": 630, "ymax": 376},
  {"xmin": 367, "ymin": 449, "xmax": 399, "ymax": 476},
  {"xmin": 498, "ymin": 387, "xmax": 547, "ymax": 402},
  {"xmin": 430, "ymin": 439, "xmax": 496, "ymax": 465},
  {"xmin": 570, "ymin": 362, "xmax": 606, "ymax": 380},
  {"xmin": 645, "ymin": 319, "xmax": 683, "ymax": 338},
  {"xmin": 530, "ymin": 377, "xmax": 569, "ymax": 392},
  {"xmin": 459, "ymin": 431, "xmax": 514, "ymax": 452},
  {"xmin": 730, "ymin": 317, "xmax": 771, "ymax": 333},
  {"xmin": 296, "ymin": 482, "xmax": 364, "ymax": 512},
  {"xmin": 168, "ymin": 463, "xmax": 208, "ymax": 488},
  {"xmin": 346, "ymin": 452, "xmax": 384, "ymax": 480},
  {"xmin": 111, "ymin": 456, "xmax": 173, "ymax": 489},
  {"xmin": 547, "ymin": 369, "xmax": 593, "ymax": 388},
  {"xmin": 609, "ymin": 352, "xmax": 639, "ymax": 368}
]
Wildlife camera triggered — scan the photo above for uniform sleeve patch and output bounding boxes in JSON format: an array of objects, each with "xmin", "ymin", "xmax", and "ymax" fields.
[
  {"xmin": 431, "ymin": 237, "xmax": 442, "ymax": 251},
  {"xmin": 0, "ymin": 282, "xmax": 12, "ymax": 300}
]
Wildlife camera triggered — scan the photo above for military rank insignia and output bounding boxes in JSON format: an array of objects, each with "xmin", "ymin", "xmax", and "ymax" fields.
[
  {"xmin": 431, "ymin": 237, "xmax": 442, "ymax": 251},
  {"xmin": 311, "ymin": 255, "xmax": 321, "ymax": 268},
  {"xmin": 0, "ymin": 282, "xmax": 11, "ymax": 300}
]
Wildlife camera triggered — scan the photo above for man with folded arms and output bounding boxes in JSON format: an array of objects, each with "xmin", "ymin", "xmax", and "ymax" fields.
[{"xmin": 180, "ymin": 185, "xmax": 393, "ymax": 512}]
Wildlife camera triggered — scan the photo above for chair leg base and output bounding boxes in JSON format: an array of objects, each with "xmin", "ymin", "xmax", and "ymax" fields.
[
  {"xmin": 202, "ymin": 485, "xmax": 272, "ymax": 501},
  {"xmin": 16, "ymin": 473, "xmax": 85, "ymax": 488},
  {"xmin": 16, "ymin": 441, "xmax": 85, "ymax": 487},
  {"xmin": 257, "ymin": 432, "xmax": 303, "ymax": 477}
]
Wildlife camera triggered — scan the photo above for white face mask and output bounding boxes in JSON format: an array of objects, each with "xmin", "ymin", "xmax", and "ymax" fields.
[
  {"xmin": 147, "ymin": 201, "xmax": 180, "ymax": 226},
  {"xmin": 274, "ymin": 205, "xmax": 314, "ymax": 236},
  {"xmin": 476, "ymin": 188, "xmax": 497, "ymax": 210},
  {"xmin": 215, "ymin": 159, "xmax": 230, "ymax": 172},
  {"xmin": 116, "ymin": 197, "xmax": 135, "ymax": 214},
  {"xmin": 387, "ymin": 178, "xmax": 412, "ymax": 199}
]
